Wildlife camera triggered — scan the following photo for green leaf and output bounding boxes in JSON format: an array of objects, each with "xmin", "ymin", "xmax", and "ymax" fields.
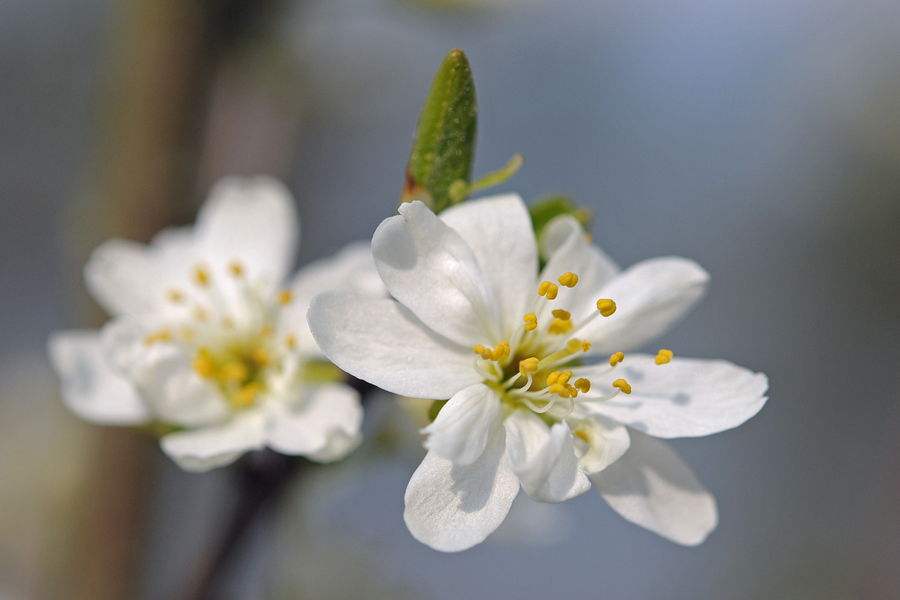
[{"xmin": 401, "ymin": 49, "xmax": 477, "ymax": 213}]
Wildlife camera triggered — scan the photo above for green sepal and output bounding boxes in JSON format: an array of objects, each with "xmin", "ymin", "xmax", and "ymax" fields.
[
  {"xmin": 448, "ymin": 153, "xmax": 524, "ymax": 204},
  {"xmin": 401, "ymin": 49, "xmax": 477, "ymax": 213},
  {"xmin": 427, "ymin": 399, "xmax": 448, "ymax": 422},
  {"xmin": 529, "ymin": 194, "xmax": 592, "ymax": 239}
]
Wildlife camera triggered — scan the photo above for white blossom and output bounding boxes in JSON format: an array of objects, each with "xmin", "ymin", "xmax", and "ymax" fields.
[
  {"xmin": 308, "ymin": 194, "xmax": 767, "ymax": 551},
  {"xmin": 49, "ymin": 176, "xmax": 382, "ymax": 472}
]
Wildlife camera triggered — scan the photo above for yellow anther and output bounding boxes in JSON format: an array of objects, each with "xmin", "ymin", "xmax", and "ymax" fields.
[
  {"xmin": 581, "ymin": 340, "xmax": 591, "ymax": 352},
  {"xmin": 610, "ymin": 351, "xmax": 625, "ymax": 367},
  {"xmin": 231, "ymin": 382, "xmax": 261, "ymax": 408},
  {"xmin": 547, "ymin": 371, "xmax": 561, "ymax": 385},
  {"xmin": 539, "ymin": 281, "xmax": 559, "ymax": 300},
  {"xmin": 549, "ymin": 383, "xmax": 572, "ymax": 398},
  {"xmin": 221, "ymin": 316, "xmax": 235, "ymax": 329},
  {"xmin": 473, "ymin": 344, "xmax": 489, "ymax": 359},
  {"xmin": 253, "ymin": 349, "xmax": 270, "ymax": 367},
  {"xmin": 491, "ymin": 341, "xmax": 510, "ymax": 361},
  {"xmin": 220, "ymin": 362, "xmax": 249, "ymax": 384},
  {"xmin": 180, "ymin": 327, "xmax": 195, "ymax": 342},
  {"xmin": 192, "ymin": 348, "xmax": 217, "ymax": 378},
  {"xmin": 167, "ymin": 289, "xmax": 185, "ymax": 303},
  {"xmin": 551, "ymin": 309, "xmax": 571, "ymax": 320},
  {"xmin": 277, "ymin": 290, "xmax": 293, "ymax": 305},
  {"xmin": 597, "ymin": 298, "xmax": 617, "ymax": 317},
  {"xmin": 194, "ymin": 265, "xmax": 211, "ymax": 287},
  {"xmin": 612, "ymin": 379, "xmax": 632, "ymax": 394},
  {"xmin": 548, "ymin": 318, "xmax": 574, "ymax": 335},
  {"xmin": 285, "ymin": 334, "xmax": 297, "ymax": 350},
  {"xmin": 566, "ymin": 338, "xmax": 584, "ymax": 352},
  {"xmin": 261, "ymin": 325, "xmax": 274, "ymax": 338},
  {"xmin": 518, "ymin": 356, "xmax": 540, "ymax": 376},
  {"xmin": 229, "ymin": 261, "xmax": 244, "ymax": 277},
  {"xmin": 559, "ymin": 370, "xmax": 573, "ymax": 385},
  {"xmin": 655, "ymin": 349, "xmax": 674, "ymax": 365},
  {"xmin": 144, "ymin": 329, "xmax": 172, "ymax": 345},
  {"xmin": 523, "ymin": 313, "xmax": 538, "ymax": 331},
  {"xmin": 574, "ymin": 378, "xmax": 591, "ymax": 393},
  {"xmin": 558, "ymin": 272, "xmax": 579, "ymax": 288},
  {"xmin": 193, "ymin": 307, "xmax": 209, "ymax": 322}
]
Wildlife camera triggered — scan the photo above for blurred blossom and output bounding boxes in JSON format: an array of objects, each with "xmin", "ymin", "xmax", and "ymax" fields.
[
  {"xmin": 48, "ymin": 176, "xmax": 383, "ymax": 472},
  {"xmin": 309, "ymin": 194, "xmax": 767, "ymax": 551}
]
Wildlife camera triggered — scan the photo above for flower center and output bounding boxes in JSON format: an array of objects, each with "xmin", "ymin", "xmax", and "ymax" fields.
[
  {"xmin": 470, "ymin": 270, "xmax": 633, "ymax": 421},
  {"xmin": 145, "ymin": 260, "xmax": 301, "ymax": 410}
]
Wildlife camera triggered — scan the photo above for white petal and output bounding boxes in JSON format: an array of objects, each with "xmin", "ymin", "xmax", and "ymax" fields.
[
  {"xmin": 83, "ymin": 239, "xmax": 169, "ymax": 319},
  {"xmin": 159, "ymin": 411, "xmax": 266, "ymax": 472},
  {"xmin": 372, "ymin": 200, "xmax": 501, "ymax": 347},
  {"xmin": 592, "ymin": 431, "xmax": 718, "ymax": 545},
  {"xmin": 126, "ymin": 342, "xmax": 229, "ymax": 427},
  {"xmin": 422, "ymin": 384, "xmax": 501, "ymax": 466},
  {"xmin": 579, "ymin": 257, "xmax": 710, "ymax": 354},
  {"xmin": 403, "ymin": 421, "xmax": 519, "ymax": 552},
  {"xmin": 571, "ymin": 415, "xmax": 631, "ymax": 474},
  {"xmin": 307, "ymin": 291, "xmax": 480, "ymax": 399},
  {"xmin": 194, "ymin": 176, "xmax": 299, "ymax": 290},
  {"xmin": 439, "ymin": 194, "xmax": 538, "ymax": 336},
  {"xmin": 584, "ymin": 355, "xmax": 768, "ymax": 438},
  {"xmin": 280, "ymin": 241, "xmax": 384, "ymax": 359},
  {"xmin": 47, "ymin": 330, "xmax": 150, "ymax": 425},
  {"xmin": 539, "ymin": 215, "xmax": 620, "ymax": 324},
  {"xmin": 503, "ymin": 409, "xmax": 591, "ymax": 503},
  {"xmin": 264, "ymin": 384, "xmax": 363, "ymax": 462}
]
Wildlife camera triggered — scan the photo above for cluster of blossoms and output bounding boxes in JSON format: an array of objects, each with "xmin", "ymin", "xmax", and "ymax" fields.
[
  {"xmin": 308, "ymin": 194, "xmax": 768, "ymax": 551},
  {"xmin": 50, "ymin": 179, "xmax": 767, "ymax": 551},
  {"xmin": 49, "ymin": 177, "xmax": 382, "ymax": 471}
]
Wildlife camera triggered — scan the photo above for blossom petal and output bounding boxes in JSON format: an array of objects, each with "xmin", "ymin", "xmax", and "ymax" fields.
[
  {"xmin": 83, "ymin": 239, "xmax": 169, "ymax": 319},
  {"xmin": 308, "ymin": 291, "xmax": 480, "ymax": 399},
  {"xmin": 539, "ymin": 215, "xmax": 620, "ymax": 324},
  {"xmin": 264, "ymin": 384, "xmax": 363, "ymax": 462},
  {"xmin": 591, "ymin": 431, "xmax": 717, "ymax": 545},
  {"xmin": 372, "ymin": 200, "xmax": 501, "ymax": 347},
  {"xmin": 104, "ymin": 324, "xmax": 229, "ymax": 427},
  {"xmin": 572, "ymin": 415, "xmax": 631, "ymax": 475},
  {"xmin": 280, "ymin": 241, "xmax": 384, "ymax": 359},
  {"xmin": 404, "ymin": 421, "xmax": 519, "ymax": 552},
  {"xmin": 579, "ymin": 257, "xmax": 710, "ymax": 354},
  {"xmin": 422, "ymin": 384, "xmax": 501, "ymax": 466},
  {"xmin": 582, "ymin": 355, "xmax": 768, "ymax": 438},
  {"xmin": 47, "ymin": 330, "xmax": 150, "ymax": 425},
  {"xmin": 503, "ymin": 409, "xmax": 591, "ymax": 503},
  {"xmin": 194, "ymin": 176, "xmax": 299, "ymax": 291},
  {"xmin": 439, "ymin": 195, "xmax": 538, "ymax": 336},
  {"xmin": 160, "ymin": 411, "xmax": 266, "ymax": 472}
]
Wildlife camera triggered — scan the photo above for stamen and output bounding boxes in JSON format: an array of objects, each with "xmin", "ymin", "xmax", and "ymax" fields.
[
  {"xmin": 538, "ymin": 281, "xmax": 559, "ymax": 300},
  {"xmin": 221, "ymin": 362, "xmax": 249, "ymax": 384},
  {"xmin": 180, "ymin": 327, "xmax": 195, "ymax": 342},
  {"xmin": 144, "ymin": 329, "xmax": 172, "ymax": 345},
  {"xmin": 221, "ymin": 316, "xmax": 235, "ymax": 329},
  {"xmin": 655, "ymin": 349, "xmax": 674, "ymax": 365},
  {"xmin": 167, "ymin": 289, "xmax": 185, "ymax": 303},
  {"xmin": 193, "ymin": 348, "xmax": 217, "ymax": 378},
  {"xmin": 229, "ymin": 261, "xmax": 244, "ymax": 277},
  {"xmin": 597, "ymin": 298, "xmax": 617, "ymax": 317},
  {"xmin": 277, "ymin": 290, "xmax": 293, "ymax": 305},
  {"xmin": 253, "ymin": 349, "xmax": 270, "ymax": 367},
  {"xmin": 261, "ymin": 325, "xmax": 274, "ymax": 338},
  {"xmin": 492, "ymin": 341, "xmax": 510, "ymax": 361},
  {"xmin": 612, "ymin": 379, "xmax": 632, "ymax": 394},
  {"xmin": 574, "ymin": 378, "xmax": 591, "ymax": 393},
  {"xmin": 610, "ymin": 351, "xmax": 625, "ymax": 367},
  {"xmin": 518, "ymin": 356, "xmax": 540, "ymax": 377},
  {"xmin": 231, "ymin": 382, "xmax": 260, "ymax": 408},
  {"xmin": 548, "ymin": 318, "xmax": 573, "ymax": 335},
  {"xmin": 581, "ymin": 340, "xmax": 591, "ymax": 352},
  {"xmin": 566, "ymin": 338, "xmax": 584, "ymax": 352},
  {"xmin": 194, "ymin": 265, "xmax": 211, "ymax": 287},
  {"xmin": 285, "ymin": 334, "xmax": 297, "ymax": 350},
  {"xmin": 193, "ymin": 307, "xmax": 209, "ymax": 322},
  {"xmin": 523, "ymin": 313, "xmax": 538, "ymax": 331},
  {"xmin": 558, "ymin": 272, "xmax": 579, "ymax": 288}
]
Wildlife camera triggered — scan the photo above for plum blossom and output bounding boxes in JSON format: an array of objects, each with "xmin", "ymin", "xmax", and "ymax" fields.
[
  {"xmin": 308, "ymin": 194, "xmax": 768, "ymax": 551},
  {"xmin": 49, "ymin": 176, "xmax": 382, "ymax": 472}
]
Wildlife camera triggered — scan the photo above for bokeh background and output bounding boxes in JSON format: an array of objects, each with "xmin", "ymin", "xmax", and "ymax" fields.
[{"xmin": 2, "ymin": 0, "xmax": 899, "ymax": 598}]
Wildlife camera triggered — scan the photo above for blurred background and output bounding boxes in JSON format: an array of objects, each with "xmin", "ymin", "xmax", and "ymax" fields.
[{"xmin": 2, "ymin": 0, "xmax": 899, "ymax": 598}]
